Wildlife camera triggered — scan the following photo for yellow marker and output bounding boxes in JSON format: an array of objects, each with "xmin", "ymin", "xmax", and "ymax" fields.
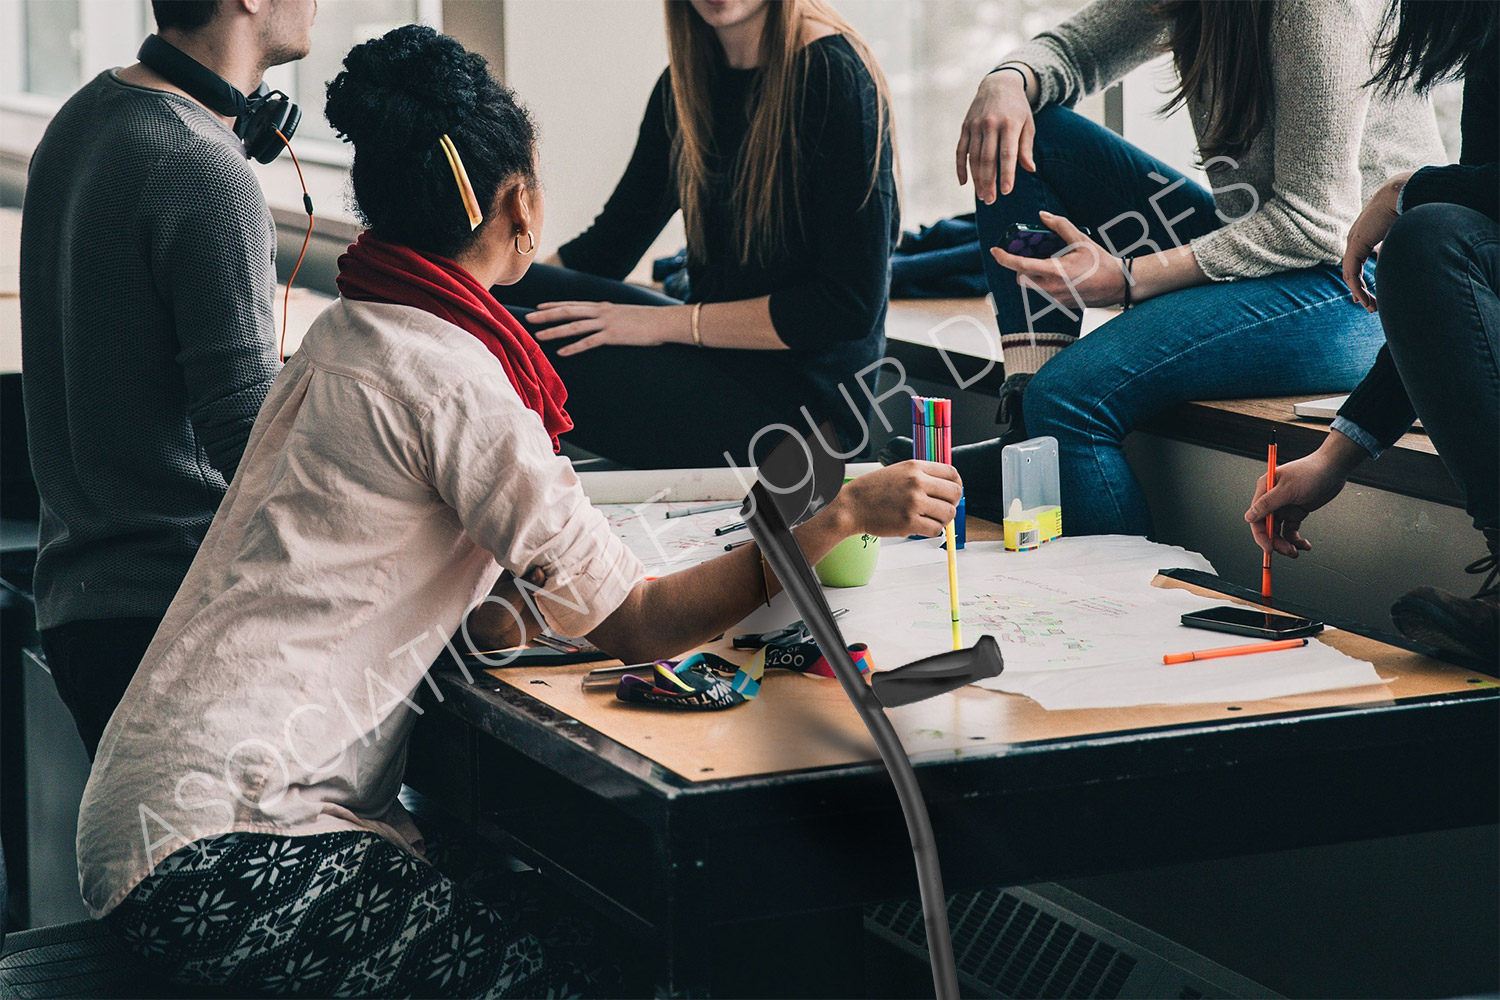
[{"xmin": 944, "ymin": 521, "xmax": 962, "ymax": 649}]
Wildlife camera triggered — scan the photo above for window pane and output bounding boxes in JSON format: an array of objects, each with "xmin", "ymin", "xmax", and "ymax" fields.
[
  {"xmin": 291, "ymin": 0, "xmax": 426, "ymax": 145},
  {"xmin": 23, "ymin": 0, "xmax": 82, "ymax": 98},
  {"xmin": 846, "ymin": 0, "xmax": 1089, "ymax": 229}
]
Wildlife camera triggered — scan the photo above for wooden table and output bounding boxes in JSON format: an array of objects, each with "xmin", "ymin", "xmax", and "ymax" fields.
[{"xmin": 406, "ymin": 565, "xmax": 1498, "ymax": 998}]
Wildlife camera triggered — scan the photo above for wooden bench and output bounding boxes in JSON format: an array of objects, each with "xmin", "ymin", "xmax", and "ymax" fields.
[{"xmin": 883, "ymin": 298, "xmax": 1459, "ymax": 507}]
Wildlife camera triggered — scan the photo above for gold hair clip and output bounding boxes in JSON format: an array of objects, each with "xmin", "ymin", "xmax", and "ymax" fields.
[{"xmin": 437, "ymin": 133, "xmax": 483, "ymax": 230}]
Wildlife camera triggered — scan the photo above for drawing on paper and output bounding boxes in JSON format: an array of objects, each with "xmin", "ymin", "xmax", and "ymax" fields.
[
  {"xmin": 912, "ymin": 589, "xmax": 1148, "ymax": 657},
  {"xmin": 599, "ymin": 503, "xmax": 729, "ymax": 571}
]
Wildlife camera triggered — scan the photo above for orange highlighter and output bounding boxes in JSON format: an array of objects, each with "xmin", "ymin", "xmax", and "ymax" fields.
[
  {"xmin": 1164, "ymin": 637, "xmax": 1307, "ymax": 664},
  {"xmin": 1262, "ymin": 429, "xmax": 1278, "ymax": 598}
]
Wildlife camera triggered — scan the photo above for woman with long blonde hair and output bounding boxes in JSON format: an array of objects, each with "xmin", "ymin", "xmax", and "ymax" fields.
[{"xmin": 504, "ymin": 0, "xmax": 898, "ymax": 468}]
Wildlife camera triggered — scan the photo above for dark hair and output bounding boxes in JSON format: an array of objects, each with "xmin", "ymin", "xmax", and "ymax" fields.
[
  {"xmin": 1369, "ymin": 0, "xmax": 1498, "ymax": 94},
  {"xmin": 325, "ymin": 25, "xmax": 537, "ymax": 259},
  {"xmin": 151, "ymin": 0, "xmax": 220, "ymax": 32},
  {"xmin": 1155, "ymin": 0, "xmax": 1275, "ymax": 163}
]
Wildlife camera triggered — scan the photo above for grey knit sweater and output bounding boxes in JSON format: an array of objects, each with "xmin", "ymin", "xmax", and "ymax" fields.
[
  {"xmin": 1005, "ymin": 0, "xmax": 1445, "ymax": 280},
  {"xmin": 20, "ymin": 70, "xmax": 280, "ymax": 631}
]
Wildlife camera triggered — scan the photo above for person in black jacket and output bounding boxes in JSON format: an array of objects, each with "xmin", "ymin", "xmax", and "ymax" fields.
[
  {"xmin": 1246, "ymin": 1, "xmax": 1498, "ymax": 667},
  {"xmin": 498, "ymin": 0, "xmax": 898, "ymax": 469}
]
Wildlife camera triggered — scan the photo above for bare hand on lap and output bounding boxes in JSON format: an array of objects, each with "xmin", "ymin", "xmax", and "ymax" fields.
[
  {"xmin": 528, "ymin": 301, "xmax": 690, "ymax": 356},
  {"xmin": 1342, "ymin": 172, "xmax": 1411, "ymax": 313}
]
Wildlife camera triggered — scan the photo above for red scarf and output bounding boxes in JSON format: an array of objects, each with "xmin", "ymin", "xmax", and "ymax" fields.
[{"xmin": 337, "ymin": 233, "xmax": 572, "ymax": 451}]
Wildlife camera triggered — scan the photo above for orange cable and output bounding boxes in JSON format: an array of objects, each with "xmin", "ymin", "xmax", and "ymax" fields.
[{"xmin": 274, "ymin": 127, "xmax": 313, "ymax": 363}]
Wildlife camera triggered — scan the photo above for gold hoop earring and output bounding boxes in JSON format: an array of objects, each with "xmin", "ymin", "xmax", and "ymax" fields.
[{"xmin": 515, "ymin": 230, "xmax": 535, "ymax": 255}]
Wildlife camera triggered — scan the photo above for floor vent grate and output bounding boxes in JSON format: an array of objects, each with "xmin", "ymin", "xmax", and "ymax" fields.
[{"xmin": 865, "ymin": 884, "xmax": 1277, "ymax": 1000}]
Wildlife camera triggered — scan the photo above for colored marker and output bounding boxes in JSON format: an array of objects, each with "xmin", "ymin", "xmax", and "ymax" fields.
[
  {"xmin": 724, "ymin": 539, "xmax": 752, "ymax": 551},
  {"xmin": 1163, "ymin": 637, "xmax": 1308, "ymax": 664},
  {"xmin": 940, "ymin": 399, "xmax": 962, "ymax": 650},
  {"xmin": 714, "ymin": 520, "xmax": 748, "ymax": 536},
  {"xmin": 666, "ymin": 501, "xmax": 740, "ymax": 519},
  {"xmin": 1262, "ymin": 429, "xmax": 1277, "ymax": 599}
]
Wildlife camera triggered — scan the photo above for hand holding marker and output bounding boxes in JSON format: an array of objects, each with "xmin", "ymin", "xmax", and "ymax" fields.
[{"xmin": 1262, "ymin": 429, "xmax": 1277, "ymax": 599}]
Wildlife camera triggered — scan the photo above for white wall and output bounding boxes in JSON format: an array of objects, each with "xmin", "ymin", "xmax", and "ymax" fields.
[
  {"xmin": 502, "ymin": 0, "xmax": 683, "ymax": 268},
  {"xmin": 1120, "ymin": 55, "xmax": 1205, "ymax": 187}
]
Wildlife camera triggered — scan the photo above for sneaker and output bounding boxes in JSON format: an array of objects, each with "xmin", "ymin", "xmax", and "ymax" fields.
[
  {"xmin": 1391, "ymin": 587, "xmax": 1499, "ymax": 669},
  {"xmin": 1391, "ymin": 547, "xmax": 1500, "ymax": 670}
]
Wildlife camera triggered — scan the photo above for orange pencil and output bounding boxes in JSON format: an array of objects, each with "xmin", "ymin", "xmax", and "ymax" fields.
[
  {"xmin": 1262, "ymin": 429, "xmax": 1277, "ymax": 598},
  {"xmin": 1164, "ymin": 637, "xmax": 1307, "ymax": 664}
]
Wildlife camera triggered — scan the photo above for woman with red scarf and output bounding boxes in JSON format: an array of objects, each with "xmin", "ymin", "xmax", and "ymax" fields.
[{"xmin": 76, "ymin": 26, "xmax": 960, "ymax": 998}]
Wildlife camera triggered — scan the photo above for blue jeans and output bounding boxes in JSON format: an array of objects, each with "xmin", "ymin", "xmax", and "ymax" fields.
[{"xmin": 975, "ymin": 107, "xmax": 1386, "ymax": 535}]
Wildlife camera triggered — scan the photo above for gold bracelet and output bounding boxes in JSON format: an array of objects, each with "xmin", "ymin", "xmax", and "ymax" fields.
[
  {"xmin": 758, "ymin": 550, "xmax": 773, "ymax": 606},
  {"xmin": 690, "ymin": 302, "xmax": 703, "ymax": 347}
]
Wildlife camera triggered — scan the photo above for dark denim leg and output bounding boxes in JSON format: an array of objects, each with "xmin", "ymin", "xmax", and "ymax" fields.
[
  {"xmin": 1023, "ymin": 265, "xmax": 1384, "ymax": 536},
  {"xmin": 1377, "ymin": 203, "xmax": 1500, "ymax": 533},
  {"xmin": 974, "ymin": 106, "xmax": 1220, "ymax": 336},
  {"xmin": 498, "ymin": 262, "xmax": 681, "ymax": 309}
]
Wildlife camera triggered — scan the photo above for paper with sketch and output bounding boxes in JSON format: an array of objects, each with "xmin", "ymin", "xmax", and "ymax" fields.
[
  {"xmin": 597, "ymin": 504, "xmax": 1385, "ymax": 710},
  {"xmin": 598, "ymin": 502, "xmax": 744, "ymax": 572},
  {"xmin": 838, "ymin": 535, "xmax": 1384, "ymax": 710}
]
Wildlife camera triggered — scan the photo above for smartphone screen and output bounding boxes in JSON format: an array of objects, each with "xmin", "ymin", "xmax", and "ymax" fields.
[
  {"xmin": 1001, "ymin": 222, "xmax": 1093, "ymax": 259},
  {"xmin": 1180, "ymin": 606, "xmax": 1324, "ymax": 640}
]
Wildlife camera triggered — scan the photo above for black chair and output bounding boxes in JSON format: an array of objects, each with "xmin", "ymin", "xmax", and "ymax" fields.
[{"xmin": 0, "ymin": 833, "xmax": 184, "ymax": 999}]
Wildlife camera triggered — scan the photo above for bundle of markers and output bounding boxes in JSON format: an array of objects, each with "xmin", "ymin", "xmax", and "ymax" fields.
[{"xmin": 911, "ymin": 396, "xmax": 952, "ymax": 466}]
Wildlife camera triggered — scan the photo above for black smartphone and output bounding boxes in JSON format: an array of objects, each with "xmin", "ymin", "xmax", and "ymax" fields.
[
  {"xmin": 1001, "ymin": 221, "xmax": 1093, "ymax": 259},
  {"xmin": 1181, "ymin": 606, "xmax": 1325, "ymax": 640}
]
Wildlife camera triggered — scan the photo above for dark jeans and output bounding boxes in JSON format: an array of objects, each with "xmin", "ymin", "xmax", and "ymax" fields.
[
  {"xmin": 975, "ymin": 106, "xmax": 1222, "ymax": 337},
  {"xmin": 40, "ymin": 616, "xmax": 160, "ymax": 759},
  {"xmin": 974, "ymin": 107, "xmax": 1386, "ymax": 536},
  {"xmin": 499, "ymin": 264, "xmax": 811, "ymax": 469},
  {"xmin": 1377, "ymin": 202, "xmax": 1499, "ymax": 533}
]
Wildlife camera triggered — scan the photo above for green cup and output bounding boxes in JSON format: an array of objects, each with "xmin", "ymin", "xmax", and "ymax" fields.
[{"xmin": 815, "ymin": 533, "xmax": 881, "ymax": 588}]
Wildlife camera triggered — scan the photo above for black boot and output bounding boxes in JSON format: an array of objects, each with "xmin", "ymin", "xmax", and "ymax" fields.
[{"xmin": 1391, "ymin": 528, "xmax": 1499, "ymax": 672}]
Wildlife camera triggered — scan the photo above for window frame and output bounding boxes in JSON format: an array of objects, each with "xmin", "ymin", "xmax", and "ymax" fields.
[{"xmin": 0, "ymin": 0, "xmax": 442, "ymax": 170}]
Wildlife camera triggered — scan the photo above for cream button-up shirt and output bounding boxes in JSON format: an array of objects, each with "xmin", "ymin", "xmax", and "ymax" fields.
[{"xmin": 78, "ymin": 298, "xmax": 643, "ymax": 917}]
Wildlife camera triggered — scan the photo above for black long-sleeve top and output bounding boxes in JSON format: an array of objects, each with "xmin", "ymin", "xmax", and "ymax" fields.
[
  {"xmin": 1335, "ymin": 36, "xmax": 1497, "ymax": 455},
  {"xmin": 558, "ymin": 35, "xmax": 898, "ymax": 450}
]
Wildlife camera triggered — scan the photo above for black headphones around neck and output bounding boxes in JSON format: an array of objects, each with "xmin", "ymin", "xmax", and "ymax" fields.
[{"xmin": 137, "ymin": 34, "xmax": 301, "ymax": 164}]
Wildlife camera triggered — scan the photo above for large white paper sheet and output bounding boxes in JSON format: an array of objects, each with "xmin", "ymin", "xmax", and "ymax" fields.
[
  {"xmin": 578, "ymin": 463, "xmax": 883, "ymax": 505},
  {"xmin": 599, "ymin": 507, "xmax": 1385, "ymax": 709},
  {"xmin": 598, "ymin": 501, "xmax": 746, "ymax": 572},
  {"xmin": 836, "ymin": 535, "xmax": 1383, "ymax": 709}
]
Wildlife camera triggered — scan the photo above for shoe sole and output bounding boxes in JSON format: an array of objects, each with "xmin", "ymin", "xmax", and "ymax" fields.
[{"xmin": 1391, "ymin": 595, "xmax": 1496, "ymax": 666}]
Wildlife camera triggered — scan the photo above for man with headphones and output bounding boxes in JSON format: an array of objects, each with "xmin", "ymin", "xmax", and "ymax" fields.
[{"xmin": 19, "ymin": 0, "xmax": 316, "ymax": 758}]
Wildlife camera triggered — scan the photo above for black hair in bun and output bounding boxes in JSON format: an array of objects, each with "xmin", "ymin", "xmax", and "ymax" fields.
[{"xmin": 325, "ymin": 24, "xmax": 536, "ymax": 258}]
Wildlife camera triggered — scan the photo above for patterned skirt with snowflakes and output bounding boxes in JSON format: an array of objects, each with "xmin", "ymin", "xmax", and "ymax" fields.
[{"xmin": 104, "ymin": 830, "xmax": 611, "ymax": 997}]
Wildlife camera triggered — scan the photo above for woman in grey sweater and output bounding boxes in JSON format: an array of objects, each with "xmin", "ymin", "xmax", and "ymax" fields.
[{"xmin": 936, "ymin": 0, "xmax": 1443, "ymax": 536}]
